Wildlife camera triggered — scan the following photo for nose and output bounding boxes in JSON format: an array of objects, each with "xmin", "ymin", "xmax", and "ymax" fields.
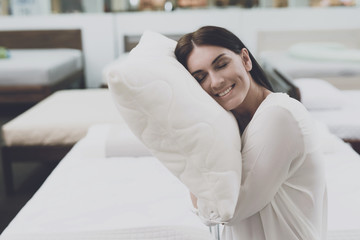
[{"xmin": 209, "ymin": 72, "xmax": 225, "ymax": 92}]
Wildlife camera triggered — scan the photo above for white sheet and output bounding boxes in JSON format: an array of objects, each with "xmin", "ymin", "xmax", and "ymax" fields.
[
  {"xmin": 308, "ymin": 90, "xmax": 360, "ymax": 141},
  {"xmin": 0, "ymin": 124, "xmax": 213, "ymax": 240},
  {"xmin": 1, "ymin": 89, "xmax": 125, "ymax": 146},
  {"xmin": 260, "ymin": 51, "xmax": 360, "ymax": 79},
  {"xmin": 298, "ymin": 121, "xmax": 360, "ymax": 240},
  {"xmin": 1, "ymin": 123, "xmax": 360, "ymax": 240},
  {"xmin": 0, "ymin": 49, "xmax": 83, "ymax": 86}
]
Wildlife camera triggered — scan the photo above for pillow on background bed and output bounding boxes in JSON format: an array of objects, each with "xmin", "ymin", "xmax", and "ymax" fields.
[
  {"xmin": 293, "ymin": 78, "xmax": 345, "ymax": 110},
  {"xmin": 288, "ymin": 42, "xmax": 360, "ymax": 62},
  {"xmin": 107, "ymin": 31, "xmax": 242, "ymax": 224}
]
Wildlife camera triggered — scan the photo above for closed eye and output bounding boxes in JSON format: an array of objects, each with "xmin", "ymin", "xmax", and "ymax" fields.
[
  {"xmin": 214, "ymin": 59, "xmax": 229, "ymax": 70},
  {"xmin": 194, "ymin": 72, "xmax": 208, "ymax": 83}
]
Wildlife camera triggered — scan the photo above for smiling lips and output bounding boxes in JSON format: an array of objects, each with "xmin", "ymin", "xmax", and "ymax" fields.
[{"xmin": 217, "ymin": 84, "xmax": 234, "ymax": 97}]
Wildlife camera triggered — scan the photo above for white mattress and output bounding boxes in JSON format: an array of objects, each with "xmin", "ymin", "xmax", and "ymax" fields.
[
  {"xmin": 260, "ymin": 51, "xmax": 360, "ymax": 79},
  {"xmin": 1, "ymin": 123, "xmax": 360, "ymax": 240},
  {"xmin": 0, "ymin": 125, "xmax": 213, "ymax": 240},
  {"xmin": 0, "ymin": 49, "xmax": 83, "ymax": 86},
  {"xmin": 309, "ymin": 90, "xmax": 360, "ymax": 141},
  {"xmin": 1, "ymin": 89, "xmax": 125, "ymax": 146}
]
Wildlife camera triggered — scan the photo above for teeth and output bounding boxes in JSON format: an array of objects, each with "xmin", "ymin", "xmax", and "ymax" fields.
[{"xmin": 218, "ymin": 86, "xmax": 233, "ymax": 97}]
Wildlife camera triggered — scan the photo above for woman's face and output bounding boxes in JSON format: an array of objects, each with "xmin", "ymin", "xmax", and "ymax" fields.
[{"xmin": 187, "ymin": 45, "xmax": 253, "ymax": 111}]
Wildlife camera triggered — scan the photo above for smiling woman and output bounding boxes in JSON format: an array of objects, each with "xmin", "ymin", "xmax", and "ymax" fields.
[
  {"xmin": 176, "ymin": 26, "xmax": 273, "ymax": 132},
  {"xmin": 175, "ymin": 26, "xmax": 328, "ymax": 240}
]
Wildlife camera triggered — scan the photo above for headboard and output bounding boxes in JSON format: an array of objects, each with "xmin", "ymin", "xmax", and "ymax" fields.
[
  {"xmin": 124, "ymin": 34, "xmax": 183, "ymax": 52},
  {"xmin": 257, "ymin": 28, "xmax": 360, "ymax": 55},
  {"xmin": 0, "ymin": 29, "xmax": 82, "ymax": 50}
]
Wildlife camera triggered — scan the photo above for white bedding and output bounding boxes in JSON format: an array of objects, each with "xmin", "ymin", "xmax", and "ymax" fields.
[
  {"xmin": 0, "ymin": 49, "xmax": 83, "ymax": 86},
  {"xmin": 293, "ymin": 78, "xmax": 360, "ymax": 141},
  {"xmin": 1, "ymin": 89, "xmax": 125, "ymax": 146},
  {"xmin": 260, "ymin": 51, "xmax": 360, "ymax": 79},
  {"xmin": 0, "ymin": 124, "xmax": 213, "ymax": 240},
  {"xmin": 1, "ymin": 123, "xmax": 360, "ymax": 240},
  {"xmin": 310, "ymin": 91, "xmax": 360, "ymax": 141}
]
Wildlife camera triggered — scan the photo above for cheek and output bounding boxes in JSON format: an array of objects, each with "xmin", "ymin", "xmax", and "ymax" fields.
[{"xmin": 199, "ymin": 79, "xmax": 212, "ymax": 94}]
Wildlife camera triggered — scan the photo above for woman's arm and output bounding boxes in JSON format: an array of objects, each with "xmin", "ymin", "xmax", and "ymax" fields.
[{"xmin": 234, "ymin": 105, "xmax": 307, "ymax": 221}]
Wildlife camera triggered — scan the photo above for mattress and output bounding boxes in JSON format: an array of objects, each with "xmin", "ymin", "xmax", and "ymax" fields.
[
  {"xmin": 0, "ymin": 49, "xmax": 83, "ymax": 86},
  {"xmin": 310, "ymin": 122, "xmax": 360, "ymax": 239},
  {"xmin": 323, "ymin": 132, "xmax": 360, "ymax": 239},
  {"xmin": 305, "ymin": 88, "xmax": 360, "ymax": 141},
  {"xmin": 1, "ymin": 89, "xmax": 125, "ymax": 146},
  {"xmin": 0, "ymin": 124, "xmax": 213, "ymax": 240},
  {"xmin": 260, "ymin": 51, "xmax": 360, "ymax": 79},
  {"xmin": 1, "ymin": 123, "xmax": 360, "ymax": 240}
]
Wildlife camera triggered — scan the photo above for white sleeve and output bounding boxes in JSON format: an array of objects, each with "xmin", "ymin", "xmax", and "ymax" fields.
[{"xmin": 234, "ymin": 105, "xmax": 305, "ymax": 221}]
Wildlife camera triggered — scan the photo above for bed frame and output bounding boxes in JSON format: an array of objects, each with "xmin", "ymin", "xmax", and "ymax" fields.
[
  {"xmin": 1, "ymin": 29, "xmax": 85, "ymax": 195},
  {"xmin": 0, "ymin": 29, "xmax": 86, "ymax": 105}
]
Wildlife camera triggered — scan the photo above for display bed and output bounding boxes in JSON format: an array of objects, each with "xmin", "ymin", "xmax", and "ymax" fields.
[
  {"xmin": 1, "ymin": 89, "xmax": 125, "ymax": 194},
  {"xmin": 0, "ymin": 29, "xmax": 85, "ymax": 105},
  {"xmin": 266, "ymin": 68, "xmax": 360, "ymax": 154},
  {"xmin": 0, "ymin": 124, "xmax": 214, "ymax": 240},
  {"xmin": 1, "ymin": 123, "xmax": 359, "ymax": 240},
  {"xmin": 257, "ymin": 28, "xmax": 360, "ymax": 90}
]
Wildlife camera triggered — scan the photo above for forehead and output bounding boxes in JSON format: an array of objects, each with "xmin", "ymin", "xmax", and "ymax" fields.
[{"xmin": 187, "ymin": 45, "xmax": 233, "ymax": 71}]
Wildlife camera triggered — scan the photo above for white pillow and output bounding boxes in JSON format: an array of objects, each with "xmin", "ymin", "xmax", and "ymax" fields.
[
  {"xmin": 293, "ymin": 78, "xmax": 345, "ymax": 110},
  {"xmin": 289, "ymin": 42, "xmax": 360, "ymax": 62},
  {"xmin": 107, "ymin": 31, "xmax": 242, "ymax": 224}
]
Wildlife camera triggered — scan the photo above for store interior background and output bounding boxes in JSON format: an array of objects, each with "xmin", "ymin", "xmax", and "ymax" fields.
[{"xmin": 0, "ymin": 0, "xmax": 359, "ymax": 88}]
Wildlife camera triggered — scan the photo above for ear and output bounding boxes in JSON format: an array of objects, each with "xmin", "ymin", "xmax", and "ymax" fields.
[{"xmin": 240, "ymin": 48, "xmax": 252, "ymax": 71}]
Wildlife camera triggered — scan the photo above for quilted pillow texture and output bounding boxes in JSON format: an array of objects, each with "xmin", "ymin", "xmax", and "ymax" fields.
[{"xmin": 107, "ymin": 31, "xmax": 242, "ymax": 223}]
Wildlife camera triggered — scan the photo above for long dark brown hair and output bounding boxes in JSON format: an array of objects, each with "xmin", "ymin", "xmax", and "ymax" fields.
[{"xmin": 175, "ymin": 26, "xmax": 273, "ymax": 91}]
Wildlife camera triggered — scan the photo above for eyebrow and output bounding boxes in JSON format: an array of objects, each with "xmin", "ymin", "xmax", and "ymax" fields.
[
  {"xmin": 191, "ymin": 53, "xmax": 226, "ymax": 76},
  {"xmin": 211, "ymin": 53, "xmax": 226, "ymax": 65}
]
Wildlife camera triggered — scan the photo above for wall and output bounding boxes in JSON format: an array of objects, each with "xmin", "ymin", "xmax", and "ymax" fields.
[
  {"xmin": 114, "ymin": 8, "xmax": 242, "ymax": 56},
  {"xmin": 1, "ymin": 7, "xmax": 359, "ymax": 87},
  {"xmin": 238, "ymin": 7, "xmax": 360, "ymax": 55},
  {"xmin": 115, "ymin": 7, "xmax": 360, "ymax": 56}
]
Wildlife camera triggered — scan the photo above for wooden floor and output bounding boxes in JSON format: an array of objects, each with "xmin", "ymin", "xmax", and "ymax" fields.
[{"xmin": 0, "ymin": 105, "xmax": 56, "ymax": 234}]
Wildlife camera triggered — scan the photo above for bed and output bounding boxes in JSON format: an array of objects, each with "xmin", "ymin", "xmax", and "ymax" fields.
[
  {"xmin": 0, "ymin": 124, "xmax": 215, "ymax": 240},
  {"xmin": 0, "ymin": 122, "xmax": 359, "ymax": 240},
  {"xmin": 265, "ymin": 66, "xmax": 360, "ymax": 154},
  {"xmin": 0, "ymin": 29, "xmax": 85, "ymax": 106},
  {"xmin": 257, "ymin": 28, "xmax": 360, "ymax": 90},
  {"xmin": 1, "ymin": 89, "xmax": 125, "ymax": 195}
]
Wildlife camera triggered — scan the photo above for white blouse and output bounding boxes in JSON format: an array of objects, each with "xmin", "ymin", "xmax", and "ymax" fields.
[{"xmin": 222, "ymin": 93, "xmax": 327, "ymax": 240}]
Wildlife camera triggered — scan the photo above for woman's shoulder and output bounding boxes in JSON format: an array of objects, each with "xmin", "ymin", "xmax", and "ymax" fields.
[
  {"xmin": 257, "ymin": 92, "xmax": 309, "ymax": 121},
  {"xmin": 251, "ymin": 92, "xmax": 319, "ymax": 152},
  {"xmin": 250, "ymin": 92, "xmax": 315, "ymax": 139},
  {"xmin": 246, "ymin": 93, "xmax": 316, "ymax": 151}
]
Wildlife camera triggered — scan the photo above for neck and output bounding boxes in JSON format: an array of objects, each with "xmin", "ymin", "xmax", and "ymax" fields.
[{"xmin": 231, "ymin": 82, "xmax": 271, "ymax": 132}]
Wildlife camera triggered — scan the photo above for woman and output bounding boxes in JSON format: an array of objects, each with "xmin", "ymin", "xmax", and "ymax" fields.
[{"xmin": 175, "ymin": 26, "xmax": 327, "ymax": 240}]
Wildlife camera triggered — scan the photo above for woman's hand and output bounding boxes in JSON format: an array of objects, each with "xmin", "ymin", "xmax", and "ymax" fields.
[{"xmin": 190, "ymin": 192, "xmax": 198, "ymax": 209}]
